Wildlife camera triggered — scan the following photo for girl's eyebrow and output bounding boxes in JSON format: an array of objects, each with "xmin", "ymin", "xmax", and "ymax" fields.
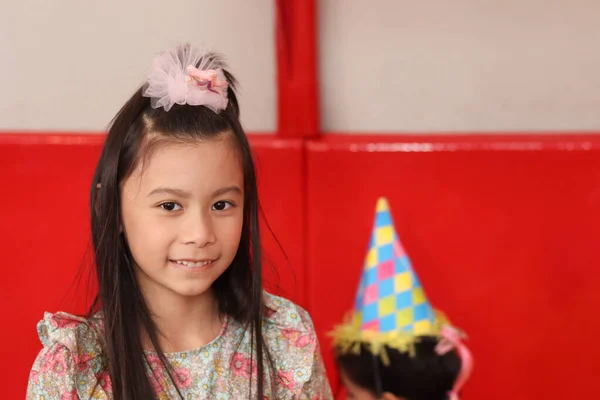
[
  {"xmin": 147, "ymin": 185, "xmax": 242, "ymax": 198},
  {"xmin": 147, "ymin": 187, "xmax": 191, "ymax": 198},
  {"xmin": 212, "ymin": 185, "xmax": 242, "ymax": 197}
]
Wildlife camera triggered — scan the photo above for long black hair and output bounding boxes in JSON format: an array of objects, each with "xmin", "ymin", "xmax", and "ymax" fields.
[
  {"xmin": 336, "ymin": 338, "xmax": 461, "ymax": 400},
  {"xmin": 88, "ymin": 45, "xmax": 273, "ymax": 399}
]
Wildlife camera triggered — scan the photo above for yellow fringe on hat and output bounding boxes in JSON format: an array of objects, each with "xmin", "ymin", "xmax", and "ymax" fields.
[{"xmin": 329, "ymin": 310, "xmax": 450, "ymax": 366}]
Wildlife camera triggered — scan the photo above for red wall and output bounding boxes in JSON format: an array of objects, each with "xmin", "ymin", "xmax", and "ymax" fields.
[
  {"xmin": 2, "ymin": 133, "xmax": 600, "ymax": 399},
  {"xmin": 307, "ymin": 134, "xmax": 600, "ymax": 399}
]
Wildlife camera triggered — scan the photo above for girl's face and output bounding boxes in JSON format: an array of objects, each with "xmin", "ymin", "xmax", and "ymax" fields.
[{"xmin": 120, "ymin": 134, "xmax": 244, "ymax": 301}]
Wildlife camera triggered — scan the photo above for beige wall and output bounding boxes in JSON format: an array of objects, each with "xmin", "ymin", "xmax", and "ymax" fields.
[
  {"xmin": 319, "ymin": 0, "xmax": 600, "ymax": 132},
  {"xmin": 2, "ymin": 1, "xmax": 599, "ymax": 133},
  {"xmin": 0, "ymin": 0, "xmax": 276, "ymax": 132}
]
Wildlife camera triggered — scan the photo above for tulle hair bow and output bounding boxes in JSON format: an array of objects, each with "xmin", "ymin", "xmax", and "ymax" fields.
[{"xmin": 142, "ymin": 45, "xmax": 229, "ymax": 113}]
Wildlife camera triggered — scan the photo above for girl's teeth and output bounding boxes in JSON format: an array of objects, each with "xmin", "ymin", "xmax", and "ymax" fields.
[{"xmin": 175, "ymin": 260, "xmax": 212, "ymax": 267}]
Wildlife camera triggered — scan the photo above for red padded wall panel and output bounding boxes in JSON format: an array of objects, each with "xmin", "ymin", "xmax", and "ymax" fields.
[{"xmin": 305, "ymin": 135, "xmax": 600, "ymax": 400}]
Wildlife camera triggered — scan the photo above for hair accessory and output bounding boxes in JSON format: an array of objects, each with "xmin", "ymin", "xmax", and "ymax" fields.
[
  {"xmin": 435, "ymin": 326, "xmax": 474, "ymax": 400},
  {"xmin": 142, "ymin": 45, "xmax": 229, "ymax": 113},
  {"xmin": 186, "ymin": 66, "xmax": 228, "ymax": 94}
]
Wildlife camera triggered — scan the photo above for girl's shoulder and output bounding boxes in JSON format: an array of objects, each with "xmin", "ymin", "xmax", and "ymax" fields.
[
  {"xmin": 261, "ymin": 292, "xmax": 332, "ymax": 398},
  {"xmin": 262, "ymin": 291, "xmax": 319, "ymax": 357},
  {"xmin": 36, "ymin": 311, "xmax": 105, "ymax": 356},
  {"xmin": 26, "ymin": 311, "xmax": 109, "ymax": 399},
  {"xmin": 263, "ymin": 291, "xmax": 315, "ymax": 333}
]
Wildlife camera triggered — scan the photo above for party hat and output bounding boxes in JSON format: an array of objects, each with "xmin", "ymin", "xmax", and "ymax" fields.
[{"xmin": 331, "ymin": 197, "xmax": 451, "ymax": 361}]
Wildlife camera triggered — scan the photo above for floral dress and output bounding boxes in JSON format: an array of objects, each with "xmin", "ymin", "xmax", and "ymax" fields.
[{"xmin": 26, "ymin": 292, "xmax": 333, "ymax": 399}]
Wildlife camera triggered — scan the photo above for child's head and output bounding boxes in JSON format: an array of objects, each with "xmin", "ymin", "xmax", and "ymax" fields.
[
  {"xmin": 88, "ymin": 44, "xmax": 268, "ymax": 398},
  {"xmin": 335, "ymin": 338, "xmax": 461, "ymax": 400},
  {"xmin": 331, "ymin": 198, "xmax": 473, "ymax": 400}
]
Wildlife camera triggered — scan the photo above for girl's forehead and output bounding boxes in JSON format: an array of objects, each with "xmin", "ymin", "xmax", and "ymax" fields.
[
  {"xmin": 127, "ymin": 137, "xmax": 243, "ymax": 191},
  {"xmin": 139, "ymin": 136, "xmax": 239, "ymax": 169}
]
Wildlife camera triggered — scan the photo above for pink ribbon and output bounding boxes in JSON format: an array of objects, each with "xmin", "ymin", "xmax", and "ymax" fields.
[
  {"xmin": 435, "ymin": 326, "xmax": 474, "ymax": 400},
  {"xmin": 186, "ymin": 66, "xmax": 228, "ymax": 94}
]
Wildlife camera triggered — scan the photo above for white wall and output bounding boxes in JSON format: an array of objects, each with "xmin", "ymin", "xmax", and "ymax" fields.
[
  {"xmin": 319, "ymin": 0, "xmax": 600, "ymax": 133},
  {"xmin": 0, "ymin": 0, "xmax": 276, "ymax": 132},
  {"xmin": 3, "ymin": 1, "xmax": 600, "ymax": 134}
]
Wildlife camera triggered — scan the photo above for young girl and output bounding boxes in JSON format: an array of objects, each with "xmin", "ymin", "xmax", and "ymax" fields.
[
  {"xmin": 26, "ymin": 44, "xmax": 333, "ymax": 400},
  {"xmin": 331, "ymin": 198, "xmax": 473, "ymax": 400}
]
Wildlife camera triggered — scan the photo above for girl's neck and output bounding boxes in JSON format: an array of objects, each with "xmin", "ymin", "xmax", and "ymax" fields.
[{"xmin": 141, "ymin": 287, "xmax": 224, "ymax": 353}]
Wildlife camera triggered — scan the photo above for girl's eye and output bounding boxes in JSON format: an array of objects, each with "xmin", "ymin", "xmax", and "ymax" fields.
[
  {"xmin": 212, "ymin": 201, "xmax": 233, "ymax": 211},
  {"xmin": 160, "ymin": 202, "xmax": 182, "ymax": 211}
]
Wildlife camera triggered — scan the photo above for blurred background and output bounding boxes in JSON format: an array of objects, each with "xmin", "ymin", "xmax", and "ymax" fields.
[{"xmin": 2, "ymin": 1, "xmax": 600, "ymax": 398}]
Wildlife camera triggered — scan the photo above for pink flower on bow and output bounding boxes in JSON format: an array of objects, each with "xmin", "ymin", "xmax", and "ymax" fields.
[{"xmin": 186, "ymin": 66, "xmax": 228, "ymax": 94}]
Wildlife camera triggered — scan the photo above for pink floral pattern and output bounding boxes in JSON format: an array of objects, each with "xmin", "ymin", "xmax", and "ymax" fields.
[
  {"xmin": 61, "ymin": 390, "xmax": 79, "ymax": 400},
  {"xmin": 278, "ymin": 370, "xmax": 297, "ymax": 391},
  {"xmin": 26, "ymin": 292, "xmax": 332, "ymax": 399},
  {"xmin": 231, "ymin": 352, "xmax": 254, "ymax": 378},
  {"xmin": 40, "ymin": 346, "xmax": 68, "ymax": 376}
]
